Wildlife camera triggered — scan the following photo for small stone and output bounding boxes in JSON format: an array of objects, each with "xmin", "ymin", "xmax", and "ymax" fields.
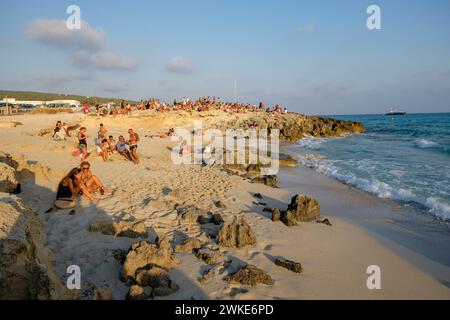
[{"xmin": 274, "ymin": 257, "xmax": 302, "ymax": 273}]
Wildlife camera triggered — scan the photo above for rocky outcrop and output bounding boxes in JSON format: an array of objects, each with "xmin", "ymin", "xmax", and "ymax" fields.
[
  {"xmin": 88, "ymin": 219, "xmax": 147, "ymax": 238},
  {"xmin": 285, "ymin": 194, "xmax": 320, "ymax": 222},
  {"xmin": 209, "ymin": 112, "xmax": 364, "ymax": 142},
  {"xmin": 226, "ymin": 264, "xmax": 273, "ymax": 286},
  {"xmin": 0, "ymin": 163, "xmax": 18, "ymax": 193},
  {"xmin": 217, "ymin": 217, "xmax": 256, "ymax": 248},
  {"xmin": 121, "ymin": 240, "xmax": 179, "ymax": 281},
  {"xmin": 121, "ymin": 239, "xmax": 180, "ymax": 300},
  {"xmin": 0, "ymin": 197, "xmax": 71, "ymax": 299}
]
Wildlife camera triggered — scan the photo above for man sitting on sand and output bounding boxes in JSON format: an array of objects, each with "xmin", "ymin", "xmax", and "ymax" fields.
[
  {"xmin": 116, "ymin": 135, "xmax": 133, "ymax": 162},
  {"xmin": 75, "ymin": 161, "xmax": 108, "ymax": 202},
  {"xmin": 128, "ymin": 128, "xmax": 140, "ymax": 164}
]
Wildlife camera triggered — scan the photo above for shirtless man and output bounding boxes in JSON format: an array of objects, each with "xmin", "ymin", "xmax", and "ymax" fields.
[
  {"xmin": 98, "ymin": 123, "xmax": 108, "ymax": 139},
  {"xmin": 75, "ymin": 161, "xmax": 108, "ymax": 202},
  {"xmin": 128, "ymin": 128, "xmax": 140, "ymax": 164}
]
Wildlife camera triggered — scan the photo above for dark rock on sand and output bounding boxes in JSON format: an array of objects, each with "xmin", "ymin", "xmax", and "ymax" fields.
[
  {"xmin": 317, "ymin": 218, "xmax": 332, "ymax": 226},
  {"xmin": 248, "ymin": 175, "xmax": 278, "ymax": 188},
  {"xmin": 253, "ymin": 193, "xmax": 263, "ymax": 199},
  {"xmin": 226, "ymin": 264, "xmax": 274, "ymax": 286},
  {"xmin": 217, "ymin": 217, "xmax": 257, "ymax": 248},
  {"xmin": 194, "ymin": 248, "xmax": 224, "ymax": 265},
  {"xmin": 121, "ymin": 240, "xmax": 179, "ymax": 281},
  {"xmin": 274, "ymin": 257, "xmax": 302, "ymax": 273},
  {"xmin": 285, "ymin": 194, "xmax": 320, "ymax": 222},
  {"xmin": 135, "ymin": 266, "xmax": 179, "ymax": 297},
  {"xmin": 229, "ymin": 288, "xmax": 249, "ymax": 297}
]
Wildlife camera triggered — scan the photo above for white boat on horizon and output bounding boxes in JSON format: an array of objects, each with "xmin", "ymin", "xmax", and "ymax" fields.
[{"xmin": 385, "ymin": 108, "xmax": 406, "ymax": 116}]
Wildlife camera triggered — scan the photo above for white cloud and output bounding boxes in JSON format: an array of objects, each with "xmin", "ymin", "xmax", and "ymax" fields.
[
  {"xmin": 165, "ymin": 56, "xmax": 194, "ymax": 74},
  {"xmin": 296, "ymin": 22, "xmax": 318, "ymax": 34},
  {"xmin": 72, "ymin": 51, "xmax": 137, "ymax": 71},
  {"xmin": 25, "ymin": 19, "xmax": 106, "ymax": 50}
]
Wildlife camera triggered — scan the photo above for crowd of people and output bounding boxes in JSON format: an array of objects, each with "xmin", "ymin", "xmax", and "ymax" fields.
[
  {"xmin": 83, "ymin": 97, "xmax": 288, "ymax": 116},
  {"xmin": 72, "ymin": 123, "xmax": 140, "ymax": 164},
  {"xmin": 53, "ymin": 96, "xmax": 287, "ymax": 207}
]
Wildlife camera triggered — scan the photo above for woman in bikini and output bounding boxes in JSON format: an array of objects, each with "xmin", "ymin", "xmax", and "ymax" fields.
[
  {"xmin": 75, "ymin": 161, "xmax": 108, "ymax": 202},
  {"xmin": 128, "ymin": 128, "xmax": 140, "ymax": 164},
  {"xmin": 77, "ymin": 127, "xmax": 88, "ymax": 161},
  {"xmin": 56, "ymin": 167, "xmax": 81, "ymax": 201}
]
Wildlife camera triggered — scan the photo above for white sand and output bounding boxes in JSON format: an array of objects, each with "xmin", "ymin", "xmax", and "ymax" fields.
[{"xmin": 1, "ymin": 112, "xmax": 449, "ymax": 299}]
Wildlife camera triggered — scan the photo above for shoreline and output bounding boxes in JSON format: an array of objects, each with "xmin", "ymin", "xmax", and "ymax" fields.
[
  {"xmin": 1, "ymin": 112, "xmax": 449, "ymax": 299},
  {"xmin": 277, "ymin": 160, "xmax": 450, "ymax": 287}
]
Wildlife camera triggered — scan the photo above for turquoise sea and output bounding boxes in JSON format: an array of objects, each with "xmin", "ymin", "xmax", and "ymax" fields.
[{"xmin": 287, "ymin": 113, "xmax": 450, "ymax": 221}]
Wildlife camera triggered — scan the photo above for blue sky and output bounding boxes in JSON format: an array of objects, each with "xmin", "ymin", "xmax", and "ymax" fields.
[{"xmin": 0, "ymin": 0, "xmax": 449, "ymax": 114}]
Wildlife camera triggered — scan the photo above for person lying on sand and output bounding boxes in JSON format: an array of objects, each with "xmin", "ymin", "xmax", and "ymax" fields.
[
  {"xmin": 75, "ymin": 161, "xmax": 108, "ymax": 202},
  {"xmin": 56, "ymin": 167, "xmax": 81, "ymax": 201},
  {"xmin": 97, "ymin": 138, "xmax": 110, "ymax": 161},
  {"xmin": 116, "ymin": 135, "xmax": 136, "ymax": 163},
  {"xmin": 145, "ymin": 128, "xmax": 175, "ymax": 139},
  {"xmin": 128, "ymin": 128, "xmax": 140, "ymax": 164}
]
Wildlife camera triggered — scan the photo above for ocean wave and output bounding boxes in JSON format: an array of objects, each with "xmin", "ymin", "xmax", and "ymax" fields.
[
  {"xmin": 414, "ymin": 138, "xmax": 438, "ymax": 149},
  {"xmin": 426, "ymin": 197, "xmax": 450, "ymax": 221},
  {"xmin": 295, "ymin": 155, "xmax": 450, "ymax": 221},
  {"xmin": 297, "ymin": 137, "xmax": 327, "ymax": 150}
]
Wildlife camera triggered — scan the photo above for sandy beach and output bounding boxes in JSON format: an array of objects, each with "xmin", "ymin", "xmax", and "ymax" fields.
[{"xmin": 1, "ymin": 111, "xmax": 449, "ymax": 300}]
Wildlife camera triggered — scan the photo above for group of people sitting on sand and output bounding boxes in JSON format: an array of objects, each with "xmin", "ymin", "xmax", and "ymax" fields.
[
  {"xmin": 81, "ymin": 97, "xmax": 288, "ymax": 116},
  {"xmin": 73, "ymin": 124, "xmax": 140, "ymax": 164},
  {"xmin": 55, "ymin": 161, "xmax": 108, "ymax": 207}
]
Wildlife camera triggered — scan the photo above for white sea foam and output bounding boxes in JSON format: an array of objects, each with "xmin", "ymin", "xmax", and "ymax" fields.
[
  {"xmin": 426, "ymin": 197, "xmax": 450, "ymax": 221},
  {"xmin": 415, "ymin": 138, "xmax": 438, "ymax": 149},
  {"xmin": 297, "ymin": 137, "xmax": 326, "ymax": 150},
  {"xmin": 295, "ymin": 154, "xmax": 450, "ymax": 221}
]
